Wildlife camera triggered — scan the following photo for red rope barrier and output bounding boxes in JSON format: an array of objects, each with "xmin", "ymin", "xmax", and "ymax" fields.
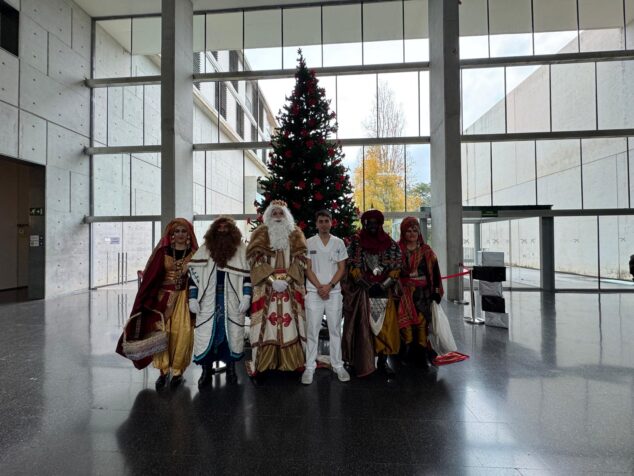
[{"xmin": 441, "ymin": 270, "xmax": 471, "ymax": 280}]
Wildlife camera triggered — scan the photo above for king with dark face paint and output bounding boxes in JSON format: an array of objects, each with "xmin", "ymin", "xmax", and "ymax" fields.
[{"xmin": 342, "ymin": 209, "xmax": 402, "ymax": 379}]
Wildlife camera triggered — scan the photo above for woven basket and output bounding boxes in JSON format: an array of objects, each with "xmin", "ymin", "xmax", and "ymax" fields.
[{"xmin": 122, "ymin": 311, "xmax": 168, "ymax": 361}]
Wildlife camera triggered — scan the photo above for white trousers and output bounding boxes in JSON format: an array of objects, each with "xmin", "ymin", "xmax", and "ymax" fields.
[{"xmin": 305, "ymin": 291, "xmax": 344, "ymax": 371}]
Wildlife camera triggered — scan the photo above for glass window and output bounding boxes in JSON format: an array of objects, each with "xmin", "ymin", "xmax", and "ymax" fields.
[
  {"xmin": 551, "ymin": 63, "xmax": 596, "ymax": 131},
  {"xmin": 94, "ymin": 17, "xmax": 162, "ymax": 78},
  {"xmin": 627, "ymin": 0, "xmax": 634, "ymax": 50},
  {"xmin": 131, "ymin": 153, "xmax": 161, "ymax": 215},
  {"xmin": 360, "ymin": 143, "xmax": 406, "ymax": 212},
  {"xmin": 461, "ymin": 68, "xmax": 506, "ymax": 134},
  {"xmin": 597, "ymin": 60, "xmax": 634, "ymax": 129},
  {"xmin": 193, "ymin": 150, "xmax": 206, "ymax": 215},
  {"xmin": 404, "ymin": 0, "xmax": 429, "ymax": 62},
  {"xmin": 555, "ymin": 216, "xmax": 598, "ymax": 289},
  {"xmin": 337, "ymin": 74, "xmax": 376, "ymax": 139},
  {"xmin": 91, "ymin": 221, "xmax": 155, "ymax": 287},
  {"xmin": 488, "ymin": 0, "xmax": 533, "ymax": 57},
  {"xmin": 282, "ymin": 7, "xmax": 321, "ymax": 68},
  {"xmin": 207, "ymin": 150, "xmax": 245, "ymax": 214},
  {"xmin": 363, "ymin": 1, "xmax": 404, "ymax": 65},
  {"xmin": 405, "ymin": 144, "xmax": 431, "ymax": 212},
  {"xmin": 459, "ymin": 0, "xmax": 488, "ymax": 59},
  {"xmin": 581, "ymin": 138, "xmax": 629, "ymax": 209},
  {"xmin": 599, "ymin": 216, "xmax": 634, "ymax": 286},
  {"xmin": 244, "ymin": 9, "xmax": 282, "ymax": 70},
  {"xmin": 460, "ymin": 36, "xmax": 489, "ymax": 59},
  {"xmin": 131, "ymin": 17, "xmax": 161, "ymax": 76},
  {"xmin": 578, "ymin": 0, "xmax": 625, "ymax": 51},
  {"xmin": 93, "ymin": 154, "xmax": 131, "ymax": 216},
  {"xmin": 193, "ymin": 14, "xmax": 205, "ymax": 54},
  {"xmin": 536, "ymin": 139, "xmax": 582, "ymax": 209},
  {"xmin": 206, "ymin": 12, "xmax": 242, "ymax": 54},
  {"xmin": 95, "ymin": 19, "xmax": 132, "ymax": 78},
  {"xmin": 377, "ymin": 72, "xmax": 419, "ymax": 137},
  {"xmin": 459, "ymin": 0, "xmax": 488, "ymax": 37},
  {"xmin": 533, "ymin": 0, "xmax": 579, "ymax": 55},
  {"xmin": 506, "ymin": 65, "xmax": 550, "ymax": 133},
  {"xmin": 96, "ymin": 85, "xmax": 161, "ymax": 147},
  {"xmin": 323, "ymin": 4, "xmax": 362, "ymax": 67},
  {"xmin": 508, "ymin": 218, "xmax": 541, "ymax": 288},
  {"xmin": 419, "ymin": 71, "xmax": 430, "ymax": 136},
  {"xmin": 492, "ymin": 141, "xmax": 536, "ymax": 206},
  {"xmin": 462, "ymin": 142, "xmax": 491, "ymax": 205}
]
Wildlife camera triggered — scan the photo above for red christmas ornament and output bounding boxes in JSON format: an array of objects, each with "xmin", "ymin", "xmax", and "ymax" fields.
[
  {"xmin": 335, "ymin": 182, "xmax": 342, "ymax": 191},
  {"xmin": 306, "ymin": 139, "xmax": 314, "ymax": 149},
  {"xmin": 331, "ymin": 218, "xmax": 338, "ymax": 227},
  {"xmin": 298, "ymin": 180, "xmax": 306, "ymax": 190},
  {"xmin": 284, "ymin": 150, "xmax": 292, "ymax": 158},
  {"xmin": 298, "ymin": 220, "xmax": 307, "ymax": 230},
  {"xmin": 284, "ymin": 130, "xmax": 290, "ymax": 138},
  {"xmin": 327, "ymin": 148, "xmax": 335, "ymax": 157},
  {"xmin": 308, "ymin": 118, "xmax": 317, "ymax": 127},
  {"xmin": 314, "ymin": 162, "xmax": 323, "ymax": 170},
  {"xmin": 284, "ymin": 180, "xmax": 292, "ymax": 190},
  {"xmin": 313, "ymin": 178, "xmax": 321, "ymax": 185},
  {"xmin": 292, "ymin": 201, "xmax": 301, "ymax": 210},
  {"xmin": 308, "ymin": 98, "xmax": 317, "ymax": 107},
  {"xmin": 300, "ymin": 129, "xmax": 308, "ymax": 137},
  {"xmin": 315, "ymin": 192, "xmax": 324, "ymax": 201}
]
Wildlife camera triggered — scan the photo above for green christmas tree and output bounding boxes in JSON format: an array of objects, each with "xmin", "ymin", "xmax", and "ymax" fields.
[{"xmin": 254, "ymin": 50, "xmax": 358, "ymax": 239}]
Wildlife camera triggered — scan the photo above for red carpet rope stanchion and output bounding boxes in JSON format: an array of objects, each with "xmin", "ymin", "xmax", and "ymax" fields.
[{"xmin": 441, "ymin": 265, "xmax": 484, "ymax": 325}]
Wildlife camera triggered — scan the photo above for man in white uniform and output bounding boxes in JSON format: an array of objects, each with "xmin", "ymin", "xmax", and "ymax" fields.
[{"xmin": 302, "ymin": 209, "xmax": 350, "ymax": 385}]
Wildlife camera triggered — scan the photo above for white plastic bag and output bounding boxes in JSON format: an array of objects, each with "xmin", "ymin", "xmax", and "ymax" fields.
[{"xmin": 430, "ymin": 301, "xmax": 457, "ymax": 355}]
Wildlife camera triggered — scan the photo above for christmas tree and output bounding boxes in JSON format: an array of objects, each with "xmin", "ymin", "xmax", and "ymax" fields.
[{"xmin": 254, "ymin": 50, "xmax": 358, "ymax": 239}]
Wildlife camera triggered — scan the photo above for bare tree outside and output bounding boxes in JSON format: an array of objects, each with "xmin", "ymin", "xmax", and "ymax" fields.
[{"xmin": 353, "ymin": 80, "xmax": 430, "ymax": 213}]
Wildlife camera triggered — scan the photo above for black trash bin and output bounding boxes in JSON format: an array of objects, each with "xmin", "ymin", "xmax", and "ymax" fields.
[{"xmin": 630, "ymin": 254, "xmax": 634, "ymax": 281}]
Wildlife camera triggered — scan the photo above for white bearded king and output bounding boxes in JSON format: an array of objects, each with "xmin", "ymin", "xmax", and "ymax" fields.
[{"xmin": 246, "ymin": 200, "xmax": 308, "ymax": 375}]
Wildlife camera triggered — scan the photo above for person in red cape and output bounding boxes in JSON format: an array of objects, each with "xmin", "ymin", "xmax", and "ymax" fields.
[
  {"xmin": 342, "ymin": 209, "xmax": 401, "ymax": 378},
  {"xmin": 116, "ymin": 218, "xmax": 199, "ymax": 390},
  {"xmin": 397, "ymin": 217, "xmax": 443, "ymax": 367}
]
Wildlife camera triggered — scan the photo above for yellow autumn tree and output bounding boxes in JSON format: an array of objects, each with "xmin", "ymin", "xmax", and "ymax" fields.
[{"xmin": 353, "ymin": 82, "xmax": 425, "ymax": 213}]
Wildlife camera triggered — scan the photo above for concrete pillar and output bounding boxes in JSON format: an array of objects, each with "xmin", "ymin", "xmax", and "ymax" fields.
[
  {"xmin": 540, "ymin": 216, "xmax": 555, "ymax": 291},
  {"xmin": 474, "ymin": 222, "xmax": 481, "ymax": 262},
  {"xmin": 429, "ymin": 0, "xmax": 463, "ymax": 300},
  {"xmin": 161, "ymin": 0, "xmax": 193, "ymax": 230}
]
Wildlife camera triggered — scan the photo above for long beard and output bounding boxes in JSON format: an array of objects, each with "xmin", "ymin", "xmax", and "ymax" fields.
[
  {"xmin": 207, "ymin": 233, "xmax": 239, "ymax": 268},
  {"xmin": 268, "ymin": 220, "xmax": 293, "ymax": 251}
]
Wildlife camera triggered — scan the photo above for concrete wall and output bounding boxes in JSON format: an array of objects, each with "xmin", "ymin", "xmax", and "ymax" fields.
[
  {"xmin": 0, "ymin": 0, "xmax": 92, "ymax": 298},
  {"xmin": 463, "ymin": 28, "xmax": 634, "ymax": 280}
]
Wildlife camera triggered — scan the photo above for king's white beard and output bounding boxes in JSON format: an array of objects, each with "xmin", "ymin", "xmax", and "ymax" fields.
[{"xmin": 268, "ymin": 219, "xmax": 294, "ymax": 251}]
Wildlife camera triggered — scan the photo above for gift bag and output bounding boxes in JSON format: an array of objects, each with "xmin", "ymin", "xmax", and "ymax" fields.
[{"xmin": 430, "ymin": 301, "xmax": 457, "ymax": 355}]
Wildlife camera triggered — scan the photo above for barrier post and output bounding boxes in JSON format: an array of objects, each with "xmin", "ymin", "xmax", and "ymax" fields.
[
  {"xmin": 451, "ymin": 262, "xmax": 469, "ymax": 305},
  {"xmin": 464, "ymin": 267, "xmax": 484, "ymax": 325}
]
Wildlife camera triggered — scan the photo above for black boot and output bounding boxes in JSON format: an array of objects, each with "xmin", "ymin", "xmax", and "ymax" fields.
[
  {"xmin": 198, "ymin": 365, "xmax": 214, "ymax": 389},
  {"xmin": 155, "ymin": 372, "xmax": 168, "ymax": 391},
  {"xmin": 377, "ymin": 354, "xmax": 396, "ymax": 378},
  {"xmin": 170, "ymin": 374, "xmax": 184, "ymax": 389},
  {"xmin": 226, "ymin": 361, "xmax": 238, "ymax": 385}
]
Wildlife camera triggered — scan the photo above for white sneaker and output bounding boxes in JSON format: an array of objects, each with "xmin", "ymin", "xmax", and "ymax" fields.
[
  {"xmin": 301, "ymin": 369, "xmax": 314, "ymax": 385},
  {"xmin": 334, "ymin": 367, "xmax": 351, "ymax": 382}
]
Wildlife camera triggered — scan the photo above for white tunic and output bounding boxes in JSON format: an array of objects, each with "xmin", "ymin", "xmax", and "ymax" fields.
[
  {"xmin": 305, "ymin": 234, "xmax": 348, "ymax": 293},
  {"xmin": 188, "ymin": 243, "xmax": 250, "ymax": 361}
]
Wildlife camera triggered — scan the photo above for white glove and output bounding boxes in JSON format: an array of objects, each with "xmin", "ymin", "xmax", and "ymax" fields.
[
  {"xmin": 271, "ymin": 280, "xmax": 289, "ymax": 292},
  {"xmin": 238, "ymin": 295, "xmax": 251, "ymax": 314},
  {"xmin": 188, "ymin": 299, "xmax": 200, "ymax": 314}
]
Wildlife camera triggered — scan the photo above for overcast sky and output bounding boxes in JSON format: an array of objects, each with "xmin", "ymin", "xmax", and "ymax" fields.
[{"xmin": 250, "ymin": 32, "xmax": 576, "ymax": 186}]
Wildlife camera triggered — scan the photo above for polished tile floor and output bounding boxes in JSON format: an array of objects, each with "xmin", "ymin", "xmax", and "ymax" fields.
[{"xmin": 0, "ymin": 288, "xmax": 632, "ymax": 475}]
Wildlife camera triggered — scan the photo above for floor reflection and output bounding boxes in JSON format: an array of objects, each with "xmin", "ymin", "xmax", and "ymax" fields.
[{"xmin": 0, "ymin": 288, "xmax": 632, "ymax": 474}]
